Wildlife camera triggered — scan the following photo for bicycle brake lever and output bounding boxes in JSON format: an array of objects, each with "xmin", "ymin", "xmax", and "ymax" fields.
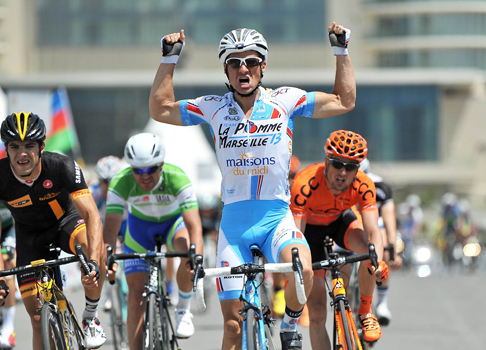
[
  {"xmin": 291, "ymin": 248, "xmax": 304, "ymax": 283},
  {"xmin": 106, "ymin": 245, "xmax": 116, "ymax": 285},
  {"xmin": 192, "ymin": 254, "xmax": 204, "ymax": 292},
  {"xmin": 368, "ymin": 243, "xmax": 382, "ymax": 287},
  {"xmin": 388, "ymin": 243, "xmax": 395, "ymax": 261},
  {"xmin": 188, "ymin": 243, "xmax": 196, "ymax": 270},
  {"xmin": 75, "ymin": 244, "xmax": 91, "ymax": 276}
]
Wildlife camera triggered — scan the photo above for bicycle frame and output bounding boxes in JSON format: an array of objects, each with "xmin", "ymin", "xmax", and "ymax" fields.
[
  {"xmin": 36, "ymin": 267, "xmax": 84, "ymax": 349},
  {"xmin": 0, "ymin": 244, "xmax": 90, "ymax": 350},
  {"xmin": 240, "ymin": 245, "xmax": 274, "ymax": 350},
  {"xmin": 312, "ymin": 238, "xmax": 379, "ymax": 350},
  {"xmin": 106, "ymin": 241, "xmax": 196, "ymax": 350}
]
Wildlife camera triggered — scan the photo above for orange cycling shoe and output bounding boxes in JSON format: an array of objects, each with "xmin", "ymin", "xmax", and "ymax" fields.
[{"xmin": 359, "ymin": 313, "xmax": 382, "ymax": 342}]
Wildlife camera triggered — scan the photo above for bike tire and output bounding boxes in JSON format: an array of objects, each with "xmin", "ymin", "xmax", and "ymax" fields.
[
  {"xmin": 41, "ymin": 303, "xmax": 67, "ymax": 350},
  {"xmin": 245, "ymin": 309, "xmax": 262, "ymax": 350},
  {"xmin": 65, "ymin": 300, "xmax": 86, "ymax": 350},
  {"xmin": 111, "ymin": 281, "xmax": 129, "ymax": 350},
  {"xmin": 144, "ymin": 293, "xmax": 167, "ymax": 350}
]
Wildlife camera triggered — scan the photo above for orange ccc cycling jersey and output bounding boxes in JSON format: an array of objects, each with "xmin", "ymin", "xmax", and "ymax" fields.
[{"xmin": 290, "ymin": 162, "xmax": 378, "ymax": 226}]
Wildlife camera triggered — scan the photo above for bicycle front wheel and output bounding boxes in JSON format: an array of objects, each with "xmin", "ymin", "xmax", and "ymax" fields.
[
  {"xmin": 144, "ymin": 293, "xmax": 169, "ymax": 350},
  {"xmin": 245, "ymin": 309, "xmax": 263, "ymax": 350},
  {"xmin": 111, "ymin": 282, "xmax": 129, "ymax": 350},
  {"xmin": 41, "ymin": 303, "xmax": 67, "ymax": 350},
  {"xmin": 64, "ymin": 300, "xmax": 86, "ymax": 350}
]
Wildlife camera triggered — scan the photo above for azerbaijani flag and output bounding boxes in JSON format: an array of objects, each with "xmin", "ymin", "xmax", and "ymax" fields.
[
  {"xmin": 45, "ymin": 87, "xmax": 84, "ymax": 166},
  {"xmin": 0, "ymin": 143, "xmax": 6, "ymax": 159},
  {"xmin": 0, "ymin": 87, "xmax": 6, "ymax": 159}
]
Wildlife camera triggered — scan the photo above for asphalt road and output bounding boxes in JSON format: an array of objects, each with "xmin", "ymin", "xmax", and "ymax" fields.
[{"xmin": 11, "ymin": 260, "xmax": 486, "ymax": 349}]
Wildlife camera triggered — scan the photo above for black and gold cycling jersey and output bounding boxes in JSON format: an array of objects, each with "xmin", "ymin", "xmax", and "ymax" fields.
[{"xmin": 0, "ymin": 152, "xmax": 90, "ymax": 235}]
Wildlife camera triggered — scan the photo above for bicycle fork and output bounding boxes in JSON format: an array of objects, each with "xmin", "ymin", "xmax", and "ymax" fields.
[{"xmin": 330, "ymin": 272, "xmax": 362, "ymax": 350}]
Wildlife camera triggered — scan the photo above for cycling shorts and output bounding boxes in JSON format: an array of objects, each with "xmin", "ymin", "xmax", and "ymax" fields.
[
  {"xmin": 16, "ymin": 211, "xmax": 85, "ymax": 298},
  {"xmin": 123, "ymin": 214, "xmax": 186, "ymax": 275},
  {"xmin": 304, "ymin": 206, "xmax": 362, "ymax": 269},
  {"xmin": 216, "ymin": 200, "xmax": 309, "ymax": 301}
]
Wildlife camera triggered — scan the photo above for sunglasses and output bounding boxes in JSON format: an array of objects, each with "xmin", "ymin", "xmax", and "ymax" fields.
[
  {"xmin": 327, "ymin": 158, "xmax": 359, "ymax": 172},
  {"xmin": 131, "ymin": 165, "xmax": 160, "ymax": 175},
  {"xmin": 225, "ymin": 57, "xmax": 263, "ymax": 69}
]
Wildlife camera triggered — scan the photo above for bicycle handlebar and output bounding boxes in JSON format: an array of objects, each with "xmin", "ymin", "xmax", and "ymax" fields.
[
  {"xmin": 105, "ymin": 245, "xmax": 194, "ymax": 285},
  {"xmin": 193, "ymin": 248, "xmax": 307, "ymax": 312},
  {"xmin": 312, "ymin": 243, "xmax": 382, "ymax": 286},
  {"xmin": 74, "ymin": 244, "xmax": 91, "ymax": 276},
  {"xmin": 0, "ymin": 244, "xmax": 89, "ymax": 278}
]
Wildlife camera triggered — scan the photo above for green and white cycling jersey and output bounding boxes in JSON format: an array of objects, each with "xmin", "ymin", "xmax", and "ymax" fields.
[{"xmin": 106, "ymin": 163, "xmax": 198, "ymax": 222}]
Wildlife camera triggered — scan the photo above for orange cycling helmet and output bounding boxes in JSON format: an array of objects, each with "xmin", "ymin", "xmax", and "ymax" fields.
[{"xmin": 325, "ymin": 130, "xmax": 367, "ymax": 163}]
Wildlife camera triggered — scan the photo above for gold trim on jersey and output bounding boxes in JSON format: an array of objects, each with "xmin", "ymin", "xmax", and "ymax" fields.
[
  {"xmin": 70, "ymin": 189, "xmax": 91, "ymax": 201},
  {"xmin": 69, "ymin": 223, "xmax": 86, "ymax": 253},
  {"xmin": 8, "ymin": 194, "xmax": 32, "ymax": 208},
  {"xmin": 48, "ymin": 199, "xmax": 65, "ymax": 219}
]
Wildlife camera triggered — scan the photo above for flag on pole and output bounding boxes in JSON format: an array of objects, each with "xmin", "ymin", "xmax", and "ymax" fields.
[
  {"xmin": 45, "ymin": 87, "xmax": 85, "ymax": 166},
  {"xmin": 0, "ymin": 87, "xmax": 6, "ymax": 159}
]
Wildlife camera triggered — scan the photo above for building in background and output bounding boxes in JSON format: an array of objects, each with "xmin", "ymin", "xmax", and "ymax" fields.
[{"xmin": 1, "ymin": 0, "xmax": 486, "ymax": 208}]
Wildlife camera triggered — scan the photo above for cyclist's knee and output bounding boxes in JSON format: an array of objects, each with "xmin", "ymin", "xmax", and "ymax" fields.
[
  {"xmin": 30, "ymin": 314, "xmax": 41, "ymax": 330},
  {"xmin": 308, "ymin": 303, "xmax": 327, "ymax": 324},
  {"xmin": 223, "ymin": 319, "xmax": 241, "ymax": 338}
]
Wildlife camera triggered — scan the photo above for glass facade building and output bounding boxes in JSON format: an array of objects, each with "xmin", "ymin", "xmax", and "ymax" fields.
[
  {"xmin": 68, "ymin": 84, "xmax": 438, "ymax": 164},
  {"xmin": 38, "ymin": 0, "xmax": 325, "ymax": 46},
  {"xmin": 28, "ymin": 0, "xmax": 444, "ymax": 163}
]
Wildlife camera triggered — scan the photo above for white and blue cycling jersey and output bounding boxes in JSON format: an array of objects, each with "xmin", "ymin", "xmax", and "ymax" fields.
[
  {"xmin": 180, "ymin": 86, "xmax": 315, "ymax": 205},
  {"xmin": 180, "ymin": 86, "xmax": 314, "ymax": 301}
]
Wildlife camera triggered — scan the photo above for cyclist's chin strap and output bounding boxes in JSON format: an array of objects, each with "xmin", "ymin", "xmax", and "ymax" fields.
[{"xmin": 225, "ymin": 81, "xmax": 262, "ymax": 97}]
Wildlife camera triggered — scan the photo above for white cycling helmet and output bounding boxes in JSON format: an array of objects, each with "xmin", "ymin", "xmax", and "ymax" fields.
[
  {"xmin": 95, "ymin": 155, "xmax": 127, "ymax": 181},
  {"xmin": 218, "ymin": 28, "xmax": 268, "ymax": 63},
  {"xmin": 124, "ymin": 133, "xmax": 165, "ymax": 168},
  {"xmin": 359, "ymin": 158, "xmax": 370, "ymax": 174}
]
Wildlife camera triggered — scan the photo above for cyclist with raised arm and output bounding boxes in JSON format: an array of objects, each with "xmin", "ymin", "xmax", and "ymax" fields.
[
  {"xmin": 290, "ymin": 130, "xmax": 387, "ymax": 350},
  {"xmin": 0, "ymin": 112, "xmax": 106, "ymax": 349},
  {"xmin": 102, "ymin": 132, "xmax": 203, "ymax": 350},
  {"xmin": 149, "ymin": 22, "xmax": 356, "ymax": 350},
  {"xmin": 359, "ymin": 158, "xmax": 402, "ymax": 326}
]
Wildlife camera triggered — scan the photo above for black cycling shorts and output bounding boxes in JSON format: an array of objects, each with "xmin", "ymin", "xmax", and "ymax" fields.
[
  {"xmin": 304, "ymin": 208, "xmax": 360, "ymax": 263},
  {"xmin": 16, "ymin": 211, "xmax": 85, "ymax": 298}
]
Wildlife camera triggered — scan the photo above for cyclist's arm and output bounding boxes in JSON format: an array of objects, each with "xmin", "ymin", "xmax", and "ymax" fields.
[
  {"xmin": 312, "ymin": 55, "xmax": 355, "ymax": 119},
  {"xmin": 362, "ymin": 210, "xmax": 384, "ymax": 261},
  {"xmin": 312, "ymin": 23, "xmax": 355, "ymax": 119},
  {"xmin": 381, "ymin": 202, "xmax": 397, "ymax": 249},
  {"xmin": 381, "ymin": 201, "xmax": 402, "ymax": 268},
  {"xmin": 103, "ymin": 213, "xmax": 123, "ymax": 252},
  {"xmin": 293, "ymin": 217, "xmax": 307, "ymax": 234},
  {"xmin": 73, "ymin": 194, "xmax": 104, "ymax": 264},
  {"xmin": 149, "ymin": 30, "xmax": 185, "ymax": 126},
  {"xmin": 181, "ymin": 209, "xmax": 204, "ymax": 255}
]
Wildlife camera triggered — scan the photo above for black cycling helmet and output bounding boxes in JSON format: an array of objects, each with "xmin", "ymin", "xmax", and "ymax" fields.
[{"xmin": 1, "ymin": 112, "xmax": 47, "ymax": 144}]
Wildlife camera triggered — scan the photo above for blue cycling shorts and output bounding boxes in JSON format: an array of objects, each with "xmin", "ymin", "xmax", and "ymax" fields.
[
  {"xmin": 123, "ymin": 214, "xmax": 186, "ymax": 275},
  {"xmin": 216, "ymin": 200, "xmax": 309, "ymax": 301}
]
